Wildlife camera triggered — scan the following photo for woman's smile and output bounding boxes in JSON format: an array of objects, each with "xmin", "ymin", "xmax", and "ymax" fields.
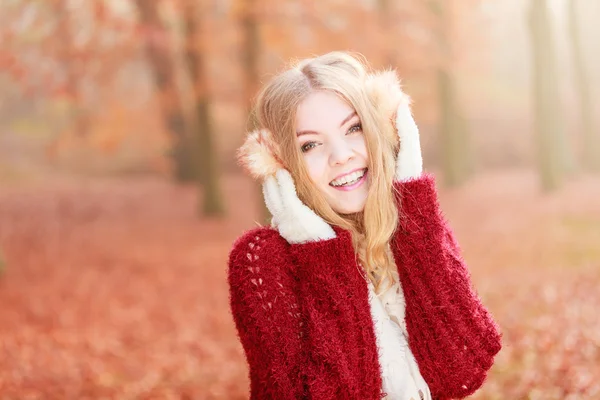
[{"xmin": 329, "ymin": 168, "xmax": 368, "ymax": 191}]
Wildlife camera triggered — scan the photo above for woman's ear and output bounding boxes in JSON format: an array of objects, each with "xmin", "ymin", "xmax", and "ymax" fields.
[{"xmin": 237, "ymin": 128, "xmax": 285, "ymax": 180}]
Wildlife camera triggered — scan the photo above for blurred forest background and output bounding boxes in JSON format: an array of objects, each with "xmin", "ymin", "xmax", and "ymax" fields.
[{"xmin": 0, "ymin": 0, "xmax": 599, "ymax": 398}]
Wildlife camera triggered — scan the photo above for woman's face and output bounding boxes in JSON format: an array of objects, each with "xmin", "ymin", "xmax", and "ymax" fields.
[{"xmin": 295, "ymin": 90, "xmax": 369, "ymax": 214}]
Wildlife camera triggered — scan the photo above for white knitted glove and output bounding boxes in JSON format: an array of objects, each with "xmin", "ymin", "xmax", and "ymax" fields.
[
  {"xmin": 263, "ymin": 169, "xmax": 336, "ymax": 244},
  {"xmin": 394, "ymin": 100, "xmax": 423, "ymax": 182}
]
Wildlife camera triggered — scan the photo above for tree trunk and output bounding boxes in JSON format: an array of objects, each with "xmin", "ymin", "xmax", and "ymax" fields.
[
  {"xmin": 134, "ymin": 0, "xmax": 194, "ymax": 182},
  {"xmin": 431, "ymin": 0, "xmax": 472, "ymax": 187},
  {"xmin": 0, "ymin": 249, "xmax": 5, "ymax": 277},
  {"xmin": 568, "ymin": 0, "xmax": 599, "ymax": 172},
  {"xmin": 241, "ymin": 0, "xmax": 270, "ymax": 224},
  {"xmin": 438, "ymin": 68, "xmax": 472, "ymax": 187},
  {"xmin": 52, "ymin": 0, "xmax": 89, "ymax": 137},
  {"xmin": 182, "ymin": 1, "xmax": 225, "ymax": 217},
  {"xmin": 377, "ymin": 0, "xmax": 395, "ymax": 67},
  {"xmin": 528, "ymin": 0, "xmax": 570, "ymax": 191}
]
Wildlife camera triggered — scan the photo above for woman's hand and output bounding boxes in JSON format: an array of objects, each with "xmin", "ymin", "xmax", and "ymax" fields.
[
  {"xmin": 263, "ymin": 169, "xmax": 336, "ymax": 244},
  {"xmin": 394, "ymin": 99, "xmax": 423, "ymax": 182},
  {"xmin": 364, "ymin": 70, "xmax": 423, "ymax": 182}
]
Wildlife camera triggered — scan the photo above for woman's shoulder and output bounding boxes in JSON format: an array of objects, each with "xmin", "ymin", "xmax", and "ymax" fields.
[
  {"xmin": 230, "ymin": 225, "xmax": 290, "ymax": 256},
  {"xmin": 228, "ymin": 226, "xmax": 293, "ymax": 283}
]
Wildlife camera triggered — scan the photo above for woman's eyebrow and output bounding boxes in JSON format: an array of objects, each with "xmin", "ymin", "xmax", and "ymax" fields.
[
  {"xmin": 296, "ymin": 129, "xmax": 317, "ymax": 137},
  {"xmin": 339, "ymin": 111, "xmax": 357, "ymax": 128},
  {"xmin": 296, "ymin": 111, "xmax": 358, "ymax": 137}
]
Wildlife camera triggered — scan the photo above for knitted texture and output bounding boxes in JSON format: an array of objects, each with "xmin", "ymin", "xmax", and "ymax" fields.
[
  {"xmin": 391, "ymin": 174, "xmax": 502, "ymax": 399},
  {"xmin": 288, "ymin": 226, "xmax": 383, "ymax": 399},
  {"xmin": 228, "ymin": 174, "xmax": 502, "ymax": 399},
  {"xmin": 227, "ymin": 230, "xmax": 306, "ymax": 399}
]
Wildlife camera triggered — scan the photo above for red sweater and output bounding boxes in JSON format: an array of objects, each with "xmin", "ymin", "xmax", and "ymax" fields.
[{"xmin": 228, "ymin": 174, "xmax": 502, "ymax": 399}]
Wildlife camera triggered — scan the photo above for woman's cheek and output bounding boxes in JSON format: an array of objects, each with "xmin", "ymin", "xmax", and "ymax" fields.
[
  {"xmin": 304, "ymin": 153, "xmax": 329, "ymax": 185},
  {"xmin": 350, "ymin": 135, "xmax": 368, "ymax": 157}
]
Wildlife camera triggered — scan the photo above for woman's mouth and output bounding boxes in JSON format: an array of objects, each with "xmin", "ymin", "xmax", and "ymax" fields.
[{"xmin": 329, "ymin": 168, "xmax": 368, "ymax": 191}]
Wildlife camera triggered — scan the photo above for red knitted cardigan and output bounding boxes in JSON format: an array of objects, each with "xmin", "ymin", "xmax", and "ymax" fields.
[{"xmin": 227, "ymin": 174, "xmax": 502, "ymax": 399}]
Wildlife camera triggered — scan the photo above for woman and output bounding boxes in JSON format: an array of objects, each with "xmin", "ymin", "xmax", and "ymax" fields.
[{"xmin": 228, "ymin": 51, "xmax": 502, "ymax": 400}]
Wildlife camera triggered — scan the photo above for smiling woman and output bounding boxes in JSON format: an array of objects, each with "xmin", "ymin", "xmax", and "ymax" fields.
[
  {"xmin": 229, "ymin": 51, "xmax": 502, "ymax": 400},
  {"xmin": 295, "ymin": 91, "xmax": 369, "ymax": 214}
]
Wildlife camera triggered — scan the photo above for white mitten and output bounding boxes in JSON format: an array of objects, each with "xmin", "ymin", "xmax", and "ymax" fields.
[
  {"xmin": 236, "ymin": 128, "xmax": 335, "ymax": 243},
  {"xmin": 394, "ymin": 100, "xmax": 423, "ymax": 182},
  {"xmin": 263, "ymin": 169, "xmax": 336, "ymax": 244}
]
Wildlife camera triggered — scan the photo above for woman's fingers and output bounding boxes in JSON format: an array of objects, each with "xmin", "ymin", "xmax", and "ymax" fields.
[
  {"xmin": 395, "ymin": 103, "xmax": 419, "ymax": 142},
  {"xmin": 395, "ymin": 103, "xmax": 423, "ymax": 180},
  {"xmin": 276, "ymin": 169, "xmax": 305, "ymax": 213},
  {"xmin": 263, "ymin": 175, "xmax": 284, "ymax": 217},
  {"xmin": 264, "ymin": 168, "xmax": 336, "ymax": 243}
]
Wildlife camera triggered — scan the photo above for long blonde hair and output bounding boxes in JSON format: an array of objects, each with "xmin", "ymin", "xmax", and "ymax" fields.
[{"xmin": 253, "ymin": 51, "xmax": 400, "ymax": 293}]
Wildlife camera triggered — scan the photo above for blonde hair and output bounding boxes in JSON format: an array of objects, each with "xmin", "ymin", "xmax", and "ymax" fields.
[{"xmin": 253, "ymin": 51, "xmax": 400, "ymax": 293}]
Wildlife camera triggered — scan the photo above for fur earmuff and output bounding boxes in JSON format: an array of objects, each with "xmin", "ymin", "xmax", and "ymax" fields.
[
  {"xmin": 237, "ymin": 128, "xmax": 284, "ymax": 181},
  {"xmin": 237, "ymin": 70, "xmax": 411, "ymax": 182},
  {"xmin": 364, "ymin": 70, "xmax": 411, "ymax": 126}
]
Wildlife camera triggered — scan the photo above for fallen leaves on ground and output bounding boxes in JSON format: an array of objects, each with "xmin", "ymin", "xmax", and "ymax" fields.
[{"xmin": 0, "ymin": 169, "xmax": 598, "ymax": 399}]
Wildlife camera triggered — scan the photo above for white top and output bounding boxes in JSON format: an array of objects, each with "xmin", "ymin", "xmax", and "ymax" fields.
[{"xmin": 367, "ymin": 269, "xmax": 432, "ymax": 400}]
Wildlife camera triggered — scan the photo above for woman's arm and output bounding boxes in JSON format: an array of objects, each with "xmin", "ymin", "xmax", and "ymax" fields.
[
  {"xmin": 391, "ymin": 174, "xmax": 502, "ymax": 399},
  {"xmin": 228, "ymin": 227, "xmax": 306, "ymax": 399},
  {"xmin": 365, "ymin": 71, "xmax": 501, "ymax": 398}
]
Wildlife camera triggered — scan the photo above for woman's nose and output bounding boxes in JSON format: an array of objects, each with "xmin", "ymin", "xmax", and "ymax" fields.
[{"xmin": 329, "ymin": 141, "xmax": 354, "ymax": 166}]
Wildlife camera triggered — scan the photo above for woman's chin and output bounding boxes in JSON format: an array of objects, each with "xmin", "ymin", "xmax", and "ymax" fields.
[{"xmin": 331, "ymin": 200, "xmax": 367, "ymax": 215}]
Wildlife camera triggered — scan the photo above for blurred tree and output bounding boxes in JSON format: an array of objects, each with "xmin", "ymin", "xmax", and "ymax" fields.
[
  {"xmin": 239, "ymin": 0, "xmax": 270, "ymax": 223},
  {"xmin": 134, "ymin": 0, "xmax": 194, "ymax": 182},
  {"xmin": 430, "ymin": 0, "xmax": 472, "ymax": 188},
  {"xmin": 377, "ymin": 0, "xmax": 395, "ymax": 67},
  {"xmin": 528, "ymin": 0, "xmax": 570, "ymax": 191},
  {"xmin": 0, "ymin": 250, "xmax": 5, "ymax": 277},
  {"xmin": 0, "ymin": 0, "xmax": 493, "ymax": 187},
  {"xmin": 181, "ymin": 0, "xmax": 225, "ymax": 216},
  {"xmin": 51, "ymin": 0, "xmax": 91, "ymax": 136},
  {"xmin": 2, "ymin": 0, "xmax": 145, "ymax": 164},
  {"xmin": 568, "ymin": 0, "xmax": 599, "ymax": 172}
]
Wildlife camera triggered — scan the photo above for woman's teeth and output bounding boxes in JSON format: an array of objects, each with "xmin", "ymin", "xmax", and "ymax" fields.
[{"xmin": 330, "ymin": 169, "xmax": 366, "ymax": 187}]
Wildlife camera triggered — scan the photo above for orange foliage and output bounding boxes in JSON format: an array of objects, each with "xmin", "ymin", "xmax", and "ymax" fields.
[{"xmin": 0, "ymin": 0, "xmax": 494, "ymax": 173}]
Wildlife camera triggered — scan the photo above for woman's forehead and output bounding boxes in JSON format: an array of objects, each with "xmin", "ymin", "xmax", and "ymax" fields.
[{"xmin": 295, "ymin": 91, "xmax": 356, "ymax": 132}]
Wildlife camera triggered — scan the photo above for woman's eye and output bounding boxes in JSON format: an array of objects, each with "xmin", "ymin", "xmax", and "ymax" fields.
[
  {"xmin": 347, "ymin": 123, "xmax": 362, "ymax": 134},
  {"xmin": 301, "ymin": 142, "xmax": 317, "ymax": 153}
]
